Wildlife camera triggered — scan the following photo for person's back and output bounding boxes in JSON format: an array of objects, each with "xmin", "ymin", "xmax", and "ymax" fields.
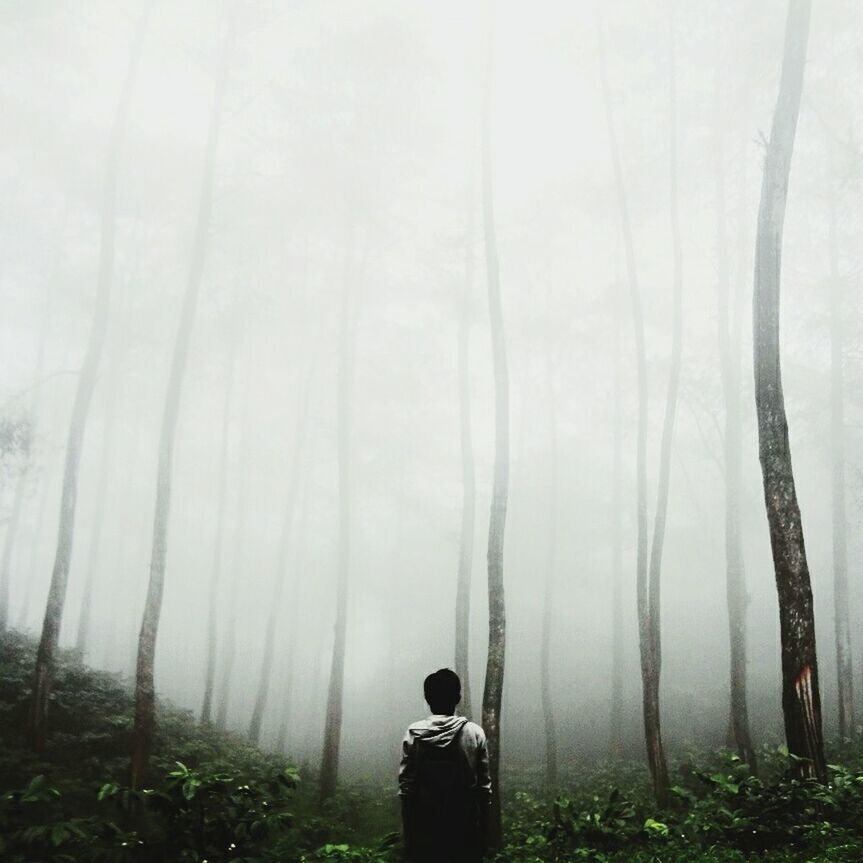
[{"xmin": 398, "ymin": 669, "xmax": 490, "ymax": 863}]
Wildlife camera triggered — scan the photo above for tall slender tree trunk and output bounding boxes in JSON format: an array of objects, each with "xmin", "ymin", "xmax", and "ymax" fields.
[
  {"xmin": 609, "ymin": 288, "xmax": 624, "ymax": 758},
  {"xmin": 540, "ymin": 355, "xmax": 558, "ymax": 794},
  {"xmin": 0, "ymin": 468, "xmax": 28, "ymax": 633},
  {"xmin": 131, "ymin": 19, "xmax": 233, "ymax": 788},
  {"xmin": 5, "ymin": 246, "xmax": 58, "ymax": 632},
  {"xmin": 480, "ymin": 3, "xmax": 509, "ymax": 848},
  {"xmin": 641, "ymin": 10, "xmax": 683, "ymax": 806},
  {"xmin": 320, "ymin": 243, "xmax": 356, "ymax": 801},
  {"xmin": 28, "ymin": 11, "xmax": 146, "ymax": 751},
  {"xmin": 455, "ymin": 154, "xmax": 477, "ymax": 721},
  {"xmin": 752, "ymin": 0, "xmax": 825, "ymax": 781},
  {"xmin": 215, "ymin": 349, "xmax": 251, "ymax": 731},
  {"xmin": 200, "ymin": 332, "xmax": 238, "ymax": 725},
  {"xmin": 274, "ymin": 446, "xmax": 314, "ymax": 756},
  {"xmin": 598, "ymin": 7, "xmax": 669, "ymax": 804},
  {"xmin": 714, "ymin": 59, "xmax": 757, "ymax": 770},
  {"xmin": 74, "ymin": 355, "xmax": 119, "ymax": 657},
  {"xmin": 248, "ymin": 363, "xmax": 313, "ymax": 744},
  {"xmin": 826, "ymin": 150, "xmax": 853, "ymax": 741}
]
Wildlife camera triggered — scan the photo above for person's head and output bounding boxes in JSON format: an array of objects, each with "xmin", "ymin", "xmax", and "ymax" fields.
[{"xmin": 423, "ymin": 668, "xmax": 461, "ymax": 715}]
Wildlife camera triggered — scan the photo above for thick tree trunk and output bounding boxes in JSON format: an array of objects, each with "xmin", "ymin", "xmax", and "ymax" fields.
[
  {"xmin": 480, "ymin": 4, "xmax": 509, "ymax": 848},
  {"xmin": 319, "ymin": 245, "xmax": 356, "ymax": 801},
  {"xmin": 598, "ymin": 8, "xmax": 668, "ymax": 804},
  {"xmin": 714, "ymin": 61, "xmax": 757, "ymax": 770},
  {"xmin": 752, "ymin": 0, "xmax": 825, "ymax": 781},
  {"xmin": 826, "ymin": 151, "xmax": 853, "ymax": 741},
  {"xmin": 455, "ymin": 154, "xmax": 477, "ymax": 721},
  {"xmin": 540, "ymin": 356, "xmax": 558, "ymax": 794},
  {"xmin": 248, "ymin": 365, "xmax": 312, "ymax": 744},
  {"xmin": 131, "ymin": 20, "xmax": 233, "ymax": 789},
  {"xmin": 28, "ymin": 11, "xmax": 146, "ymax": 751}
]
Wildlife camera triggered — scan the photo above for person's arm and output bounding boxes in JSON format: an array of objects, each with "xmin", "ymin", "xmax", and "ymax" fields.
[
  {"xmin": 475, "ymin": 731, "xmax": 492, "ymax": 857},
  {"xmin": 398, "ymin": 733, "xmax": 417, "ymax": 857}
]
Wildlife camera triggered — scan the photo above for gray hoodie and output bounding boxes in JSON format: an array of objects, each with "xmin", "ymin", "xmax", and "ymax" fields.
[{"xmin": 398, "ymin": 715, "xmax": 492, "ymax": 799}]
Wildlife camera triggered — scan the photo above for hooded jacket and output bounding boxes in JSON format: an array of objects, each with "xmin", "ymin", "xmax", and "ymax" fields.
[{"xmin": 398, "ymin": 715, "xmax": 492, "ymax": 799}]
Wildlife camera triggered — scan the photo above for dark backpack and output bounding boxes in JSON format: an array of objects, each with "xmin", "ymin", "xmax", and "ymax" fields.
[{"xmin": 412, "ymin": 725, "xmax": 478, "ymax": 856}]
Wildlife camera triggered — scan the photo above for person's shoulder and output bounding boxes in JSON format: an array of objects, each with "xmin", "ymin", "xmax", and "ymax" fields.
[{"xmin": 462, "ymin": 720, "xmax": 487, "ymax": 741}]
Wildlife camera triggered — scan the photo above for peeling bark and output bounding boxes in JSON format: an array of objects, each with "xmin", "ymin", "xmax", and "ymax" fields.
[{"xmin": 752, "ymin": 0, "xmax": 825, "ymax": 781}]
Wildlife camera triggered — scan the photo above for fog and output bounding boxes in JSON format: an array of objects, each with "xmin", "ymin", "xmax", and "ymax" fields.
[{"xmin": 1, "ymin": 0, "xmax": 862, "ymax": 787}]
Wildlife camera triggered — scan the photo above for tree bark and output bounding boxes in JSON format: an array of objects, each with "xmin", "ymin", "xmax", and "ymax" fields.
[
  {"xmin": 200, "ymin": 330, "xmax": 238, "ymax": 726},
  {"xmin": 540, "ymin": 356, "xmax": 558, "ymax": 794},
  {"xmin": 28, "ymin": 9, "xmax": 146, "ymax": 751},
  {"xmin": 826, "ymin": 148, "xmax": 853, "ymax": 741},
  {"xmin": 752, "ymin": 0, "xmax": 825, "ymax": 781},
  {"xmin": 480, "ymin": 3, "xmax": 509, "ymax": 847},
  {"xmin": 131, "ymin": 18, "xmax": 233, "ymax": 788},
  {"xmin": 319, "ymin": 242, "xmax": 356, "ymax": 801},
  {"xmin": 455, "ymin": 152, "xmax": 477, "ymax": 721},
  {"xmin": 714, "ymin": 55, "xmax": 757, "ymax": 770}
]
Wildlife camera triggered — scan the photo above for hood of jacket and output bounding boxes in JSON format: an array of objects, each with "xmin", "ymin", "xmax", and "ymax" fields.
[{"xmin": 406, "ymin": 714, "xmax": 469, "ymax": 748}]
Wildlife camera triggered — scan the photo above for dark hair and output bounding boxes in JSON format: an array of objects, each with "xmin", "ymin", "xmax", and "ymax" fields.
[{"xmin": 423, "ymin": 668, "xmax": 461, "ymax": 710}]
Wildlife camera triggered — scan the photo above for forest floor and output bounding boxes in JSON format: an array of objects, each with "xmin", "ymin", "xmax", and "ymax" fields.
[{"xmin": 1, "ymin": 629, "xmax": 862, "ymax": 862}]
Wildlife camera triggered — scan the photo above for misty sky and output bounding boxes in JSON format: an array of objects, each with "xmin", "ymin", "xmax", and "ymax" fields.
[{"xmin": 1, "ymin": 0, "xmax": 862, "ymax": 779}]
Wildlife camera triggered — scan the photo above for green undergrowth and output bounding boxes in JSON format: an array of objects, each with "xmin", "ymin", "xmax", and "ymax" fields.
[{"xmin": 3, "ymin": 629, "xmax": 863, "ymax": 862}]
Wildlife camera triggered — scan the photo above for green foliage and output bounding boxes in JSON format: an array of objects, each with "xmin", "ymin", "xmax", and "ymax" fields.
[{"xmin": 5, "ymin": 630, "xmax": 863, "ymax": 863}]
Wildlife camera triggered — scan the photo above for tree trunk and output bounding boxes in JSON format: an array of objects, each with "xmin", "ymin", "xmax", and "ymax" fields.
[
  {"xmin": 74, "ymin": 356, "xmax": 119, "ymax": 657},
  {"xmin": 214, "ymin": 349, "xmax": 251, "ymax": 731},
  {"xmin": 714, "ymin": 57, "xmax": 757, "ymax": 770},
  {"xmin": 826, "ymin": 149, "xmax": 853, "ymax": 741},
  {"xmin": 598, "ymin": 7, "xmax": 669, "ymax": 804},
  {"xmin": 641, "ymin": 11, "xmax": 683, "ymax": 806},
  {"xmin": 608, "ymin": 288, "xmax": 624, "ymax": 759},
  {"xmin": 28, "ymin": 10, "xmax": 146, "ymax": 751},
  {"xmin": 0, "ymin": 470, "xmax": 27, "ymax": 633},
  {"xmin": 5, "ymin": 253, "xmax": 56, "ymax": 633},
  {"xmin": 540, "ymin": 355, "xmax": 558, "ymax": 794},
  {"xmin": 455, "ymin": 153, "xmax": 477, "ymax": 721},
  {"xmin": 319, "ymin": 243, "xmax": 356, "ymax": 801},
  {"xmin": 200, "ymin": 331, "xmax": 237, "ymax": 725},
  {"xmin": 131, "ymin": 19, "xmax": 233, "ymax": 788},
  {"xmin": 752, "ymin": 0, "xmax": 825, "ymax": 781},
  {"xmin": 480, "ymin": 4, "xmax": 509, "ymax": 848},
  {"xmin": 274, "ymin": 445, "xmax": 314, "ymax": 756},
  {"xmin": 248, "ymin": 362, "xmax": 312, "ymax": 744}
]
